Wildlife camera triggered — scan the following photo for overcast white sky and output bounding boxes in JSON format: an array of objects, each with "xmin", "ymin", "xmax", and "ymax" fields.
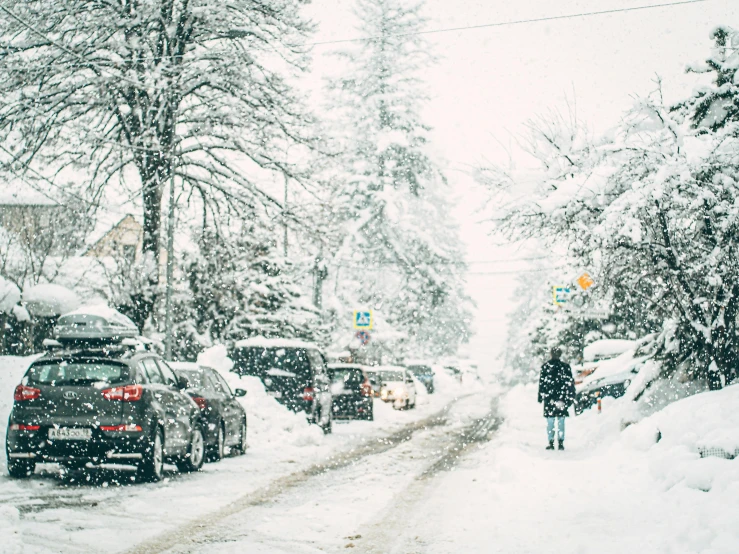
[{"xmin": 305, "ymin": 0, "xmax": 739, "ymax": 367}]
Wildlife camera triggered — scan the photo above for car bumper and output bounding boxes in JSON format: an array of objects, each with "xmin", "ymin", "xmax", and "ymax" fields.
[
  {"xmin": 6, "ymin": 427, "xmax": 150, "ymax": 465},
  {"xmin": 332, "ymin": 397, "xmax": 372, "ymax": 419}
]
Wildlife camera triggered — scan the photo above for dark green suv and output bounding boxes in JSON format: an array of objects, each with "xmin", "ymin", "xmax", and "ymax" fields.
[{"xmin": 6, "ymin": 344, "xmax": 206, "ymax": 482}]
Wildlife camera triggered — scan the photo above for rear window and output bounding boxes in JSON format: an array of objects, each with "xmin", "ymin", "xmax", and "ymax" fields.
[
  {"xmin": 408, "ymin": 365, "xmax": 432, "ymax": 376},
  {"xmin": 378, "ymin": 370, "xmax": 405, "ymax": 382},
  {"xmin": 231, "ymin": 347, "xmax": 311, "ymax": 380},
  {"xmin": 176, "ymin": 370, "xmax": 210, "ymax": 390},
  {"xmin": 27, "ymin": 361, "xmax": 129, "ymax": 386},
  {"xmin": 329, "ymin": 368, "xmax": 363, "ymax": 386}
]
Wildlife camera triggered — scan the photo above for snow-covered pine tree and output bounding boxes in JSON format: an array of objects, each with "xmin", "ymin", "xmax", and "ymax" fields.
[
  {"xmin": 0, "ymin": 0, "xmax": 316, "ymax": 322},
  {"xmin": 325, "ymin": 0, "xmax": 472, "ymax": 359},
  {"xmin": 179, "ymin": 220, "xmax": 321, "ymax": 358}
]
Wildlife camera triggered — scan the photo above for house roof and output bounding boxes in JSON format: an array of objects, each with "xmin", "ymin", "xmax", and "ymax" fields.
[
  {"xmin": 83, "ymin": 213, "xmax": 141, "ymax": 255},
  {"xmin": 0, "ymin": 179, "xmax": 58, "ymax": 207}
]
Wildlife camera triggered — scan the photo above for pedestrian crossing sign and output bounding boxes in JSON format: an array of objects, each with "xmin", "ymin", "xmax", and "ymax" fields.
[{"xmin": 353, "ymin": 310, "xmax": 373, "ymax": 330}]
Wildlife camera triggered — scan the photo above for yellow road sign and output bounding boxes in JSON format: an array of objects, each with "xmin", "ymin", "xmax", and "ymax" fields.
[{"xmin": 577, "ymin": 273, "xmax": 595, "ymax": 291}]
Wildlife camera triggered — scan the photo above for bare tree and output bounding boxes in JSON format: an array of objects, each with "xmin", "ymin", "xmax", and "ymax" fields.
[{"xmin": 0, "ymin": 0, "xmax": 316, "ymax": 286}]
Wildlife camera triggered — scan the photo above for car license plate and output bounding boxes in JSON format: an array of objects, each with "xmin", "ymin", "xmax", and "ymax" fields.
[
  {"xmin": 48, "ymin": 428, "xmax": 92, "ymax": 440},
  {"xmin": 267, "ymin": 390, "xmax": 282, "ymax": 398}
]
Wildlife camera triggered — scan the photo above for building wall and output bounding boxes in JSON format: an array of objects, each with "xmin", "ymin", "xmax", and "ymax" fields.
[{"xmin": 84, "ymin": 215, "xmax": 144, "ymax": 263}]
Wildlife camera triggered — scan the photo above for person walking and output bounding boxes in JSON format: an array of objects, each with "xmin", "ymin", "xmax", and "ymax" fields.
[{"xmin": 538, "ymin": 347, "xmax": 576, "ymax": 451}]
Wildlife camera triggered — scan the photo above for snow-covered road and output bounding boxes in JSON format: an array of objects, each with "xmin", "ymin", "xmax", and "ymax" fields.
[{"xmin": 136, "ymin": 394, "xmax": 498, "ymax": 554}]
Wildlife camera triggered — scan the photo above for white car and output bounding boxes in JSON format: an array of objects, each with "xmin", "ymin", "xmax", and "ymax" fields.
[{"xmin": 377, "ymin": 367, "xmax": 417, "ymax": 409}]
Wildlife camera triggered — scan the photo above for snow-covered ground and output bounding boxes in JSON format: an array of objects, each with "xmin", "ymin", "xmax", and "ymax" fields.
[
  {"xmin": 0, "ymin": 354, "xmax": 483, "ymax": 553},
  {"xmin": 399, "ymin": 383, "xmax": 739, "ymax": 554}
]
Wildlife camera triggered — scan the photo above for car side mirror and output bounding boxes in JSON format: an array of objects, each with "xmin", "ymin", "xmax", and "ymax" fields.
[
  {"xmin": 177, "ymin": 375, "xmax": 190, "ymax": 390},
  {"xmin": 234, "ymin": 388, "xmax": 247, "ymax": 397}
]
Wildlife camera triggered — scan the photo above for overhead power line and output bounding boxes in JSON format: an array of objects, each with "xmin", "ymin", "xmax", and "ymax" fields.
[
  {"xmin": 335, "ymin": 256, "xmax": 549, "ymax": 267},
  {"xmin": 310, "ymin": 0, "xmax": 708, "ymax": 46}
]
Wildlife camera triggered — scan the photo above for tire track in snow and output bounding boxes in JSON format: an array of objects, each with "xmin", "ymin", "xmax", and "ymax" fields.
[
  {"xmin": 127, "ymin": 396, "xmax": 469, "ymax": 554},
  {"xmin": 350, "ymin": 401, "xmax": 501, "ymax": 554}
]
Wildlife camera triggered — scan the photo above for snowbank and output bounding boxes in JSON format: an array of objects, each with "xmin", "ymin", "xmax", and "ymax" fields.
[
  {"xmin": 22, "ymin": 284, "xmax": 80, "ymax": 317},
  {"xmin": 415, "ymin": 382, "xmax": 739, "ymax": 553},
  {"xmin": 583, "ymin": 338, "xmax": 637, "ymax": 361}
]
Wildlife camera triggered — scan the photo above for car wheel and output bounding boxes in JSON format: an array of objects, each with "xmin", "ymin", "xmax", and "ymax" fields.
[
  {"xmin": 7, "ymin": 457, "xmax": 35, "ymax": 479},
  {"xmin": 234, "ymin": 419, "xmax": 247, "ymax": 455},
  {"xmin": 177, "ymin": 426, "xmax": 205, "ymax": 473},
  {"xmin": 207, "ymin": 424, "xmax": 225, "ymax": 463},
  {"xmin": 137, "ymin": 427, "xmax": 164, "ymax": 483}
]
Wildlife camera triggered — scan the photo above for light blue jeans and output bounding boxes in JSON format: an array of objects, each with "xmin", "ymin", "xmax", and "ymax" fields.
[{"xmin": 547, "ymin": 417, "xmax": 565, "ymax": 442}]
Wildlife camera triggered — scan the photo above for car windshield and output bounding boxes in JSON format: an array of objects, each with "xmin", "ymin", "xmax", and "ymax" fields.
[
  {"xmin": 232, "ymin": 347, "xmax": 311, "ymax": 380},
  {"xmin": 378, "ymin": 370, "xmax": 405, "ymax": 382},
  {"xmin": 27, "ymin": 361, "xmax": 129, "ymax": 386}
]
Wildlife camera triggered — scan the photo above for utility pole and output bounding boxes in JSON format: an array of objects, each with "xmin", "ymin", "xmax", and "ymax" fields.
[
  {"xmin": 164, "ymin": 154, "xmax": 176, "ymax": 360},
  {"xmin": 313, "ymin": 246, "xmax": 328, "ymax": 309}
]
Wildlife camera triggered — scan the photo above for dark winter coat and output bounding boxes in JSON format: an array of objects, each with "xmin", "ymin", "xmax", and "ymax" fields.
[{"xmin": 538, "ymin": 359, "xmax": 576, "ymax": 418}]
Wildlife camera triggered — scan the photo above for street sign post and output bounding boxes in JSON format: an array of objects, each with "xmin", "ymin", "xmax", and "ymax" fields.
[
  {"xmin": 552, "ymin": 287, "xmax": 572, "ymax": 306},
  {"xmin": 353, "ymin": 310, "xmax": 373, "ymax": 330},
  {"xmin": 577, "ymin": 272, "xmax": 595, "ymax": 291}
]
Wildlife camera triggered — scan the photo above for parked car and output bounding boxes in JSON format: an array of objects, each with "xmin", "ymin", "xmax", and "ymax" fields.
[
  {"xmin": 229, "ymin": 337, "xmax": 333, "ymax": 434},
  {"xmin": 405, "ymin": 364, "xmax": 435, "ymax": 393},
  {"xmin": 169, "ymin": 362, "xmax": 248, "ymax": 461},
  {"xmin": 574, "ymin": 367, "xmax": 640, "ymax": 414},
  {"xmin": 377, "ymin": 367, "xmax": 417, "ymax": 409},
  {"xmin": 6, "ymin": 342, "xmax": 206, "ymax": 482},
  {"xmin": 327, "ymin": 363, "xmax": 374, "ymax": 421}
]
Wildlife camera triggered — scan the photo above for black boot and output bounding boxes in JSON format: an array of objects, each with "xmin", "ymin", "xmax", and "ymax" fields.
[
  {"xmin": 558, "ymin": 441, "xmax": 565, "ymax": 451},
  {"xmin": 546, "ymin": 440, "xmax": 554, "ymax": 450}
]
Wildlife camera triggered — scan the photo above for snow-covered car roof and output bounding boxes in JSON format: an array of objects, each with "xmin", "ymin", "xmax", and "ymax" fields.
[
  {"xmin": 233, "ymin": 337, "xmax": 319, "ymax": 350},
  {"xmin": 583, "ymin": 339, "xmax": 637, "ymax": 362}
]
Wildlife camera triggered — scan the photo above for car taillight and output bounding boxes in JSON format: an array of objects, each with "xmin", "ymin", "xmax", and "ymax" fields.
[
  {"xmin": 102, "ymin": 384, "xmax": 143, "ymax": 401},
  {"xmin": 14, "ymin": 385, "xmax": 40, "ymax": 402},
  {"xmin": 100, "ymin": 424, "xmax": 142, "ymax": 432},
  {"xmin": 9, "ymin": 424, "xmax": 40, "ymax": 431},
  {"xmin": 360, "ymin": 379, "xmax": 372, "ymax": 397},
  {"xmin": 192, "ymin": 396, "xmax": 208, "ymax": 410},
  {"xmin": 302, "ymin": 387, "xmax": 315, "ymax": 402}
]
